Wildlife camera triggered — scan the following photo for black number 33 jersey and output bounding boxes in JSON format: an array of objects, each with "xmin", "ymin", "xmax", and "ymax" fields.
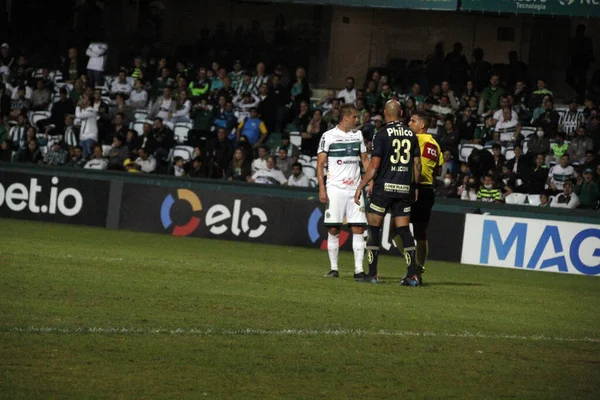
[{"xmin": 371, "ymin": 121, "xmax": 420, "ymax": 197}]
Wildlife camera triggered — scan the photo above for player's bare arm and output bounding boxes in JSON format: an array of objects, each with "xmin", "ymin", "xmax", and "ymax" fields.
[
  {"xmin": 355, "ymin": 156, "xmax": 381, "ymax": 205},
  {"xmin": 413, "ymin": 155, "xmax": 422, "ymax": 202},
  {"xmin": 317, "ymin": 152, "xmax": 328, "ymax": 204}
]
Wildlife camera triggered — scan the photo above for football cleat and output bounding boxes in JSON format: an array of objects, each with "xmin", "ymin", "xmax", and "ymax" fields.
[
  {"xmin": 353, "ymin": 272, "xmax": 367, "ymax": 280},
  {"xmin": 357, "ymin": 274, "xmax": 378, "ymax": 284},
  {"xmin": 400, "ymin": 275, "xmax": 420, "ymax": 287},
  {"xmin": 324, "ymin": 270, "xmax": 339, "ymax": 278}
]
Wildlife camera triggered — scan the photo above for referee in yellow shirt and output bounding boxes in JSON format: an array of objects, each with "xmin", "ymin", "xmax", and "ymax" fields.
[{"xmin": 405, "ymin": 111, "xmax": 443, "ymax": 276}]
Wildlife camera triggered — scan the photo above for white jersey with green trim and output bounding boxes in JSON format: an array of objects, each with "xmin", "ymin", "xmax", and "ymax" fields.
[{"xmin": 318, "ymin": 126, "xmax": 366, "ymax": 191}]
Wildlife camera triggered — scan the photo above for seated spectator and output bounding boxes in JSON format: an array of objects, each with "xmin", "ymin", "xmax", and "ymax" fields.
[
  {"xmin": 150, "ymin": 87, "xmax": 176, "ymax": 120},
  {"xmin": 172, "ymin": 156, "xmax": 185, "ymax": 177},
  {"xmin": 439, "ymin": 150, "xmax": 456, "ymax": 179},
  {"xmin": 492, "ymin": 96, "xmax": 518, "ymax": 122},
  {"xmin": 170, "ymin": 90, "xmax": 192, "ymax": 123},
  {"xmin": 151, "ymin": 117, "xmax": 175, "ymax": 165},
  {"xmin": 490, "ymin": 143, "xmax": 506, "ymax": 180},
  {"xmin": 495, "ymin": 107, "xmax": 521, "ymax": 146},
  {"xmin": 187, "ymin": 99, "xmax": 213, "ymax": 145},
  {"xmin": 276, "ymin": 133, "xmax": 300, "ymax": 161},
  {"xmin": 560, "ymin": 99, "xmax": 584, "ymax": 137},
  {"xmin": 301, "ymin": 109, "xmax": 327, "ymax": 156},
  {"xmin": 43, "ymin": 141, "xmax": 68, "ymax": 166},
  {"xmin": 188, "ymin": 67, "xmax": 211, "ymax": 101},
  {"xmin": 233, "ymin": 92, "xmax": 260, "ymax": 121},
  {"xmin": 84, "ymin": 145, "xmax": 108, "ymax": 170},
  {"xmin": 428, "ymin": 95, "xmax": 453, "ymax": 122},
  {"xmin": 376, "ymin": 83, "xmax": 394, "ymax": 112},
  {"xmin": 512, "ymin": 80, "xmax": 530, "ymax": 117},
  {"xmin": 127, "ymin": 79, "xmax": 148, "ymax": 109},
  {"xmin": 500, "ymin": 163, "xmax": 518, "ymax": 193},
  {"xmin": 288, "ymin": 67, "xmax": 311, "ymax": 116},
  {"xmin": 581, "ymin": 150, "xmax": 598, "ymax": 179},
  {"xmin": 252, "ymin": 145, "xmax": 269, "ymax": 172},
  {"xmin": 210, "ymin": 67, "xmax": 226, "ymax": 92},
  {"xmin": 437, "ymin": 117, "xmax": 459, "ymax": 157},
  {"xmin": 106, "ymin": 134, "xmax": 128, "ymax": 170},
  {"xmin": 547, "ymin": 132, "xmax": 569, "ymax": 165},
  {"xmin": 406, "ymin": 83, "xmax": 425, "ymax": 105},
  {"xmin": 568, "ymin": 126, "xmax": 593, "ymax": 164},
  {"xmin": 14, "ymin": 139, "xmax": 42, "ymax": 164},
  {"xmin": 505, "ymin": 144, "xmax": 527, "ymax": 178},
  {"xmin": 440, "ymin": 80, "xmax": 459, "ymax": 110},
  {"xmin": 62, "ymin": 47, "xmax": 85, "ymax": 83},
  {"xmin": 459, "ymin": 80, "xmax": 477, "ymax": 106},
  {"xmin": 229, "ymin": 60, "xmax": 245, "ymax": 88},
  {"xmin": 109, "ymin": 93, "xmax": 134, "ymax": 122},
  {"xmin": 236, "ymin": 107, "xmax": 267, "ymax": 148},
  {"xmin": 337, "ymin": 76, "xmax": 356, "ymax": 104},
  {"xmin": 456, "ymin": 107, "xmax": 477, "ymax": 143},
  {"xmin": 461, "ymin": 176, "xmax": 479, "ymax": 201},
  {"xmin": 62, "ymin": 114, "xmax": 79, "ymax": 150},
  {"xmin": 68, "ymin": 146, "xmax": 86, "ymax": 168},
  {"xmin": 30, "ymin": 79, "xmax": 51, "ymax": 111},
  {"xmin": 9, "ymin": 113, "xmax": 27, "ymax": 151},
  {"xmin": 188, "ymin": 156, "xmax": 207, "ymax": 178},
  {"xmin": 250, "ymin": 155, "xmax": 287, "ymax": 185},
  {"xmin": 251, "ymin": 62, "xmax": 269, "ymax": 95},
  {"xmin": 124, "ymin": 129, "xmax": 141, "ymax": 155},
  {"xmin": 37, "ymin": 87, "xmax": 75, "ymax": 133},
  {"xmin": 134, "ymin": 147, "xmax": 157, "ymax": 173},
  {"xmin": 110, "ymin": 70, "xmax": 133, "ymax": 97},
  {"xmin": 227, "ymin": 148, "xmax": 251, "ymax": 182},
  {"xmin": 425, "ymin": 84, "xmax": 442, "ymax": 106},
  {"xmin": 213, "ymin": 76, "xmax": 236, "ymax": 103},
  {"xmin": 10, "ymin": 87, "xmax": 30, "ymax": 120},
  {"xmin": 276, "ymin": 147, "xmax": 293, "ymax": 178},
  {"xmin": 473, "ymin": 115, "xmax": 495, "ymax": 145},
  {"xmin": 233, "ymin": 72, "xmax": 254, "ymax": 98},
  {"xmin": 0, "ymin": 139, "xmax": 12, "ymax": 162},
  {"xmin": 539, "ymin": 191, "xmax": 551, "ymax": 207},
  {"xmin": 526, "ymin": 128, "xmax": 550, "ymax": 157},
  {"xmin": 323, "ymin": 99, "xmax": 341, "ymax": 128},
  {"xmin": 479, "ymin": 74, "xmax": 507, "ymax": 115},
  {"xmin": 548, "ymin": 154, "xmax": 575, "ymax": 194},
  {"xmin": 435, "ymin": 172, "xmax": 457, "ymax": 198},
  {"xmin": 152, "ymin": 67, "xmax": 175, "ymax": 99},
  {"xmin": 287, "ymin": 162, "xmax": 310, "ymax": 187},
  {"xmin": 105, "ymin": 112, "xmax": 128, "ymax": 145},
  {"xmin": 477, "ymin": 174, "xmax": 503, "ymax": 202},
  {"xmin": 204, "ymin": 127, "xmax": 233, "ymax": 173},
  {"xmin": 575, "ymin": 168, "xmax": 599, "ymax": 208},
  {"xmin": 528, "ymin": 78, "xmax": 554, "ymax": 110},
  {"xmin": 532, "ymin": 98, "xmax": 560, "ymax": 138},
  {"xmin": 521, "ymin": 153, "xmax": 549, "ymax": 194},
  {"xmin": 550, "ymin": 180, "xmax": 580, "ymax": 209}
]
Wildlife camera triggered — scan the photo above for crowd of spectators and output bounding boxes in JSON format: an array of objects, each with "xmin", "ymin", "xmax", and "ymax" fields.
[{"xmin": 0, "ymin": 31, "xmax": 598, "ymax": 209}]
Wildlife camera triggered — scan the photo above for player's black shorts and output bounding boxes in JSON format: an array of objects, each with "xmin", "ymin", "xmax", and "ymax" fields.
[
  {"xmin": 368, "ymin": 191, "xmax": 412, "ymax": 218},
  {"xmin": 411, "ymin": 186, "xmax": 435, "ymax": 223}
]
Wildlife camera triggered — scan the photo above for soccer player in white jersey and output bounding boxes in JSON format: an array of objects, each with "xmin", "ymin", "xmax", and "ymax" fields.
[{"xmin": 317, "ymin": 104, "xmax": 370, "ymax": 279}]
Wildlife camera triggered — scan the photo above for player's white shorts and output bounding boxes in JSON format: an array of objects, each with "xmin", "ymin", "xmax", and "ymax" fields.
[{"xmin": 324, "ymin": 187, "xmax": 367, "ymax": 226}]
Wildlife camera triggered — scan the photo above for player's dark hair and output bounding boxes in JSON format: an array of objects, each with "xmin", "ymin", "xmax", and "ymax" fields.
[
  {"xmin": 414, "ymin": 111, "xmax": 432, "ymax": 130},
  {"xmin": 340, "ymin": 103, "xmax": 357, "ymax": 119}
]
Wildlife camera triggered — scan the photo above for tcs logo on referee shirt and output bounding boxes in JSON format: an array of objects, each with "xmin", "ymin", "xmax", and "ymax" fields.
[
  {"xmin": 422, "ymin": 142, "xmax": 439, "ymax": 161},
  {"xmin": 307, "ymin": 208, "xmax": 349, "ymax": 249}
]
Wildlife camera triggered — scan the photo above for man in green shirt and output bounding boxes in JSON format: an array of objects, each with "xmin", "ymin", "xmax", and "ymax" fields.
[
  {"xmin": 477, "ymin": 174, "xmax": 504, "ymax": 203},
  {"xmin": 473, "ymin": 115, "xmax": 495, "ymax": 145},
  {"xmin": 479, "ymin": 74, "xmax": 507, "ymax": 115},
  {"xmin": 575, "ymin": 168, "xmax": 599, "ymax": 209}
]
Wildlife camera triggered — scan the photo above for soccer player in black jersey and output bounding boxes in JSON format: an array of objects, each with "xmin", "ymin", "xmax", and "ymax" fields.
[{"xmin": 353, "ymin": 100, "xmax": 422, "ymax": 285}]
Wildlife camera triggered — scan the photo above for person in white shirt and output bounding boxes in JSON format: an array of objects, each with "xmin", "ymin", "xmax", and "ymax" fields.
[
  {"xmin": 492, "ymin": 96, "xmax": 518, "ymax": 122},
  {"xmin": 547, "ymin": 154, "xmax": 576, "ymax": 193},
  {"xmin": 134, "ymin": 147, "xmax": 157, "ymax": 173},
  {"xmin": 250, "ymin": 156, "xmax": 287, "ymax": 185},
  {"xmin": 150, "ymin": 87, "xmax": 175, "ymax": 121},
  {"xmin": 288, "ymin": 162, "xmax": 310, "ymax": 187},
  {"xmin": 337, "ymin": 76, "xmax": 356, "ymax": 105},
  {"xmin": 233, "ymin": 92, "xmax": 260, "ymax": 122},
  {"xmin": 127, "ymin": 79, "xmax": 148, "ymax": 109},
  {"xmin": 170, "ymin": 90, "xmax": 192, "ymax": 123},
  {"xmin": 84, "ymin": 145, "xmax": 108, "ymax": 170},
  {"xmin": 251, "ymin": 145, "xmax": 269, "ymax": 172},
  {"xmin": 429, "ymin": 95, "xmax": 453, "ymax": 125},
  {"xmin": 550, "ymin": 180, "xmax": 580, "ymax": 209},
  {"xmin": 76, "ymin": 96, "xmax": 99, "ymax": 158},
  {"xmin": 110, "ymin": 70, "xmax": 133, "ymax": 97},
  {"xmin": 86, "ymin": 41, "xmax": 108, "ymax": 87},
  {"xmin": 495, "ymin": 107, "xmax": 521, "ymax": 145}
]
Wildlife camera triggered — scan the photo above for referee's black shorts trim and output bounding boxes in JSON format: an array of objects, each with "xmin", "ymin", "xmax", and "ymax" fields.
[{"xmin": 411, "ymin": 186, "xmax": 435, "ymax": 223}]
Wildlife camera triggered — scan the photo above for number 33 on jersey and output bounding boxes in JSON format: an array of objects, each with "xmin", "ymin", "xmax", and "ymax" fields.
[{"xmin": 371, "ymin": 122, "xmax": 421, "ymax": 196}]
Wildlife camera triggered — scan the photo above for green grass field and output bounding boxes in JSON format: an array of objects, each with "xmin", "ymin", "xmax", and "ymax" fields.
[{"xmin": 1, "ymin": 218, "xmax": 599, "ymax": 399}]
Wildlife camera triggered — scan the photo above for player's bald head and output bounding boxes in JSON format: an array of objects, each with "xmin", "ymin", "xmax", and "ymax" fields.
[{"xmin": 384, "ymin": 100, "xmax": 402, "ymax": 121}]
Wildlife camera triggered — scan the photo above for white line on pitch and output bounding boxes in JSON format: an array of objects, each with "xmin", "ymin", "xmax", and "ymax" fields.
[{"xmin": 2, "ymin": 327, "xmax": 599, "ymax": 343}]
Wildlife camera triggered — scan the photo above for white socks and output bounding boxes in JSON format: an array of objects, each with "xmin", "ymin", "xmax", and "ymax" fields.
[
  {"xmin": 353, "ymin": 233, "xmax": 366, "ymax": 274},
  {"xmin": 327, "ymin": 233, "xmax": 339, "ymax": 270}
]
